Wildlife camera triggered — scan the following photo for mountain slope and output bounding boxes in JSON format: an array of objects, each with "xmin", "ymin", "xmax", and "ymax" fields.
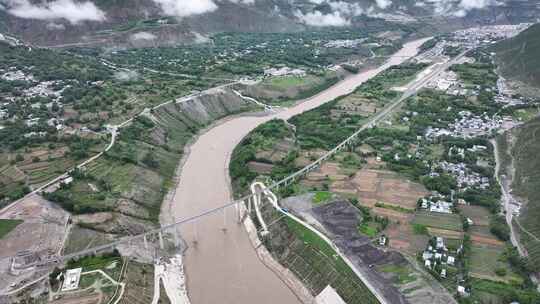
[
  {"xmin": 1, "ymin": 0, "xmax": 540, "ymax": 48},
  {"xmin": 494, "ymin": 23, "xmax": 540, "ymax": 91}
]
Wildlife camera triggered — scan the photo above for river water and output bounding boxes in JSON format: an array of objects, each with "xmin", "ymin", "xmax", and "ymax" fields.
[{"xmin": 165, "ymin": 38, "xmax": 429, "ymax": 304}]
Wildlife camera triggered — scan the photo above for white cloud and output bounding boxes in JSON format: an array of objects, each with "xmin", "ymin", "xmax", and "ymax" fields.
[
  {"xmin": 374, "ymin": 0, "xmax": 392, "ymax": 9},
  {"xmin": 114, "ymin": 70, "xmax": 139, "ymax": 82},
  {"xmin": 295, "ymin": 10, "xmax": 350, "ymax": 27},
  {"xmin": 131, "ymin": 31, "xmax": 157, "ymax": 41},
  {"xmin": 426, "ymin": 0, "xmax": 501, "ymax": 16},
  {"xmin": 4, "ymin": 0, "xmax": 106, "ymax": 24},
  {"xmin": 459, "ymin": 0, "xmax": 498, "ymax": 10},
  {"xmin": 329, "ymin": 1, "xmax": 364, "ymax": 15},
  {"xmin": 192, "ymin": 32, "xmax": 210, "ymax": 43},
  {"xmin": 152, "ymin": 0, "xmax": 218, "ymax": 17},
  {"xmin": 46, "ymin": 22, "xmax": 66, "ymax": 30},
  {"xmin": 226, "ymin": 0, "xmax": 254, "ymax": 4}
]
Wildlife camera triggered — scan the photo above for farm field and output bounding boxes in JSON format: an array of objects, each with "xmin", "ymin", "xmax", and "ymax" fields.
[
  {"xmin": 241, "ymin": 72, "xmax": 340, "ymax": 106},
  {"xmin": 0, "ymin": 140, "xmax": 105, "ymax": 203},
  {"xmin": 412, "ymin": 212, "xmax": 463, "ymax": 232},
  {"xmin": 119, "ymin": 262, "xmax": 154, "ymax": 304},
  {"xmin": 460, "ymin": 205, "xmax": 491, "ymax": 226},
  {"xmin": 352, "ymin": 169, "xmax": 429, "ymax": 209},
  {"xmin": 0, "ymin": 219, "xmax": 23, "ymax": 238},
  {"xmin": 469, "ymin": 244, "xmax": 521, "ymax": 283}
]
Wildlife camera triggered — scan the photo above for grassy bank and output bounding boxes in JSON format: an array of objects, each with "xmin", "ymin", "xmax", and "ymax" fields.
[
  {"xmin": 0, "ymin": 219, "xmax": 23, "ymax": 238},
  {"xmin": 260, "ymin": 202, "xmax": 379, "ymax": 304}
]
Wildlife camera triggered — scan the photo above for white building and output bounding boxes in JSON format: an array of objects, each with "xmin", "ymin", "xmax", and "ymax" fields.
[
  {"xmin": 61, "ymin": 268, "xmax": 82, "ymax": 291},
  {"xmin": 436, "ymin": 237, "xmax": 444, "ymax": 250}
]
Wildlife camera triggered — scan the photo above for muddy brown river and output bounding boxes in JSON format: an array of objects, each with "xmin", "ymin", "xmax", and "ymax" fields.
[{"xmin": 164, "ymin": 38, "xmax": 429, "ymax": 304}]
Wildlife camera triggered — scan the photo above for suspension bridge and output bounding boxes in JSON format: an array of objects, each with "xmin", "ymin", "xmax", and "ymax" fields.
[{"xmin": 7, "ymin": 49, "xmax": 467, "ymax": 271}]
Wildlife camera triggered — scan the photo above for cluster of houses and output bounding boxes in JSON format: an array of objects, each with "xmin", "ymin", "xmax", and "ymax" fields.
[
  {"xmin": 1, "ymin": 69, "xmax": 35, "ymax": 82},
  {"xmin": 0, "ymin": 103, "xmax": 9, "ymax": 120},
  {"xmin": 452, "ymin": 23, "xmax": 531, "ymax": 48},
  {"xmin": 424, "ymin": 69, "xmax": 471, "ymax": 96},
  {"xmin": 420, "ymin": 196, "xmax": 454, "ymax": 214},
  {"xmin": 422, "ymin": 237, "xmax": 457, "ymax": 276},
  {"xmin": 0, "ymin": 64, "xmax": 71, "ymax": 136},
  {"xmin": 424, "ymin": 111, "xmax": 503, "ymax": 140},
  {"xmin": 23, "ymin": 80, "xmax": 65, "ymax": 100},
  {"xmin": 437, "ymin": 161, "xmax": 491, "ymax": 190},
  {"xmin": 263, "ymin": 67, "xmax": 307, "ymax": 77},
  {"xmin": 1, "ymin": 67, "xmax": 67, "ymax": 106},
  {"xmin": 324, "ymin": 38, "xmax": 367, "ymax": 48},
  {"xmin": 422, "ymin": 236, "xmax": 472, "ymax": 297},
  {"xmin": 450, "ymin": 111, "xmax": 503, "ymax": 138}
]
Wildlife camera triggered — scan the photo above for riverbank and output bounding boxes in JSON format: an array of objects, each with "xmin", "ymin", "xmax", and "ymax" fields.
[{"xmin": 161, "ymin": 37, "xmax": 430, "ymax": 304}]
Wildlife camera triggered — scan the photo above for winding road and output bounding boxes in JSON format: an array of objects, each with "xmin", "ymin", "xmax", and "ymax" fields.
[{"xmin": 162, "ymin": 38, "xmax": 430, "ymax": 304}]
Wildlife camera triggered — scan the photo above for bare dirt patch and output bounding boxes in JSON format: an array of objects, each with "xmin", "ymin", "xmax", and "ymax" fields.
[
  {"xmin": 385, "ymin": 222, "xmax": 429, "ymax": 255},
  {"xmin": 0, "ymin": 194, "xmax": 69, "ymax": 259},
  {"xmin": 320, "ymin": 168, "xmax": 431, "ymax": 255},
  {"xmin": 373, "ymin": 207, "xmax": 411, "ymax": 221},
  {"xmin": 247, "ymin": 161, "xmax": 274, "ymax": 174},
  {"xmin": 471, "ymin": 234, "xmax": 505, "ymax": 247},
  {"xmin": 352, "ymin": 169, "xmax": 429, "ymax": 209}
]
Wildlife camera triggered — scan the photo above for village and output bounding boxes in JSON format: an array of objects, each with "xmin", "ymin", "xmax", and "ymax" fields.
[{"xmin": 1, "ymin": 19, "xmax": 538, "ymax": 304}]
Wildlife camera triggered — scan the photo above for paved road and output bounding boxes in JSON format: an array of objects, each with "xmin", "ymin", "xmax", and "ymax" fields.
[
  {"xmin": 163, "ymin": 38, "xmax": 431, "ymax": 304},
  {"xmin": 274, "ymin": 50, "xmax": 469, "ymax": 189},
  {"xmin": 3, "ymin": 38, "xmax": 467, "ymax": 302}
]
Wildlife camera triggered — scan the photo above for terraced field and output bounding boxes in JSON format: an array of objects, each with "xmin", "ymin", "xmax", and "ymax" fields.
[
  {"xmin": 119, "ymin": 262, "xmax": 154, "ymax": 304},
  {"xmin": 260, "ymin": 201, "xmax": 379, "ymax": 304}
]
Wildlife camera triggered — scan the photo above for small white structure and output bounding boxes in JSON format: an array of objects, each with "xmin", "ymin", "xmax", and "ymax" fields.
[
  {"xmin": 436, "ymin": 237, "xmax": 444, "ymax": 249},
  {"xmin": 316, "ymin": 285, "xmax": 347, "ymax": 304},
  {"xmin": 423, "ymin": 251, "xmax": 433, "ymax": 261},
  {"xmin": 62, "ymin": 268, "xmax": 82, "ymax": 291},
  {"xmin": 457, "ymin": 199, "xmax": 468, "ymax": 205},
  {"xmin": 441, "ymin": 268, "xmax": 447, "ymax": 278},
  {"xmin": 379, "ymin": 236, "xmax": 387, "ymax": 246},
  {"xmin": 447, "ymin": 256, "xmax": 456, "ymax": 266},
  {"xmin": 425, "ymin": 260, "xmax": 432, "ymax": 269},
  {"xmin": 264, "ymin": 67, "xmax": 306, "ymax": 77},
  {"xmin": 457, "ymin": 285, "xmax": 469, "ymax": 297},
  {"xmin": 430, "ymin": 201, "xmax": 453, "ymax": 214}
]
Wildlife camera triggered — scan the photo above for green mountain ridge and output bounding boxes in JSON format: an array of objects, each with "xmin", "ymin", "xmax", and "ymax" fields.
[{"xmin": 494, "ymin": 23, "xmax": 540, "ymax": 92}]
